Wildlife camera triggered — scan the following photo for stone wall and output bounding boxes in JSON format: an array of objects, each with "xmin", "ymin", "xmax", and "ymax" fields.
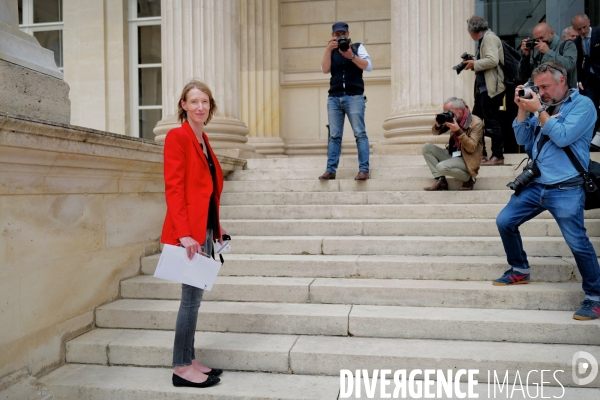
[
  {"xmin": 279, "ymin": 0, "xmax": 392, "ymax": 156},
  {"xmin": 0, "ymin": 113, "xmax": 165, "ymax": 383}
]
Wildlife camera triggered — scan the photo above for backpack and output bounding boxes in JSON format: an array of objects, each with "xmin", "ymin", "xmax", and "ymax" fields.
[{"xmin": 500, "ymin": 40, "xmax": 521, "ymax": 86}]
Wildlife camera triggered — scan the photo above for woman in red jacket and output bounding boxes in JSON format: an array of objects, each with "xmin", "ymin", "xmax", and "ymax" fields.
[{"xmin": 162, "ymin": 80, "xmax": 225, "ymax": 389}]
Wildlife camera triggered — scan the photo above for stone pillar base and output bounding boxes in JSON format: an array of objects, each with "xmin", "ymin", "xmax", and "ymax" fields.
[
  {"xmin": 374, "ymin": 112, "xmax": 445, "ymax": 155},
  {"xmin": 0, "ymin": 59, "xmax": 70, "ymax": 124},
  {"xmin": 248, "ymin": 137, "xmax": 286, "ymax": 157}
]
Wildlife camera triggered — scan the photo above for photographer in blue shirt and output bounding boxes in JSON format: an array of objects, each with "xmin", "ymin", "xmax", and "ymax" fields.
[{"xmin": 494, "ymin": 62, "xmax": 600, "ymax": 320}]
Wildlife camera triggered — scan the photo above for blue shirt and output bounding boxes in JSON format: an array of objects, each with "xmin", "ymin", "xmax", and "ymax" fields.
[{"xmin": 512, "ymin": 89, "xmax": 597, "ymax": 185}]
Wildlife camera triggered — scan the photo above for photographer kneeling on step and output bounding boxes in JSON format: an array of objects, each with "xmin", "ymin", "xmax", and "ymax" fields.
[
  {"xmin": 422, "ymin": 97, "xmax": 483, "ymax": 191},
  {"xmin": 495, "ymin": 61, "xmax": 600, "ymax": 321}
]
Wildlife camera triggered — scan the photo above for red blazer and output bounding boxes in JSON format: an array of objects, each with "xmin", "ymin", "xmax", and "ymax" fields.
[{"xmin": 161, "ymin": 121, "xmax": 224, "ymax": 246}]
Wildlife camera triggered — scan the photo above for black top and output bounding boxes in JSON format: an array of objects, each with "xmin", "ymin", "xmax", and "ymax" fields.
[{"xmin": 203, "ymin": 145, "xmax": 219, "ymax": 231}]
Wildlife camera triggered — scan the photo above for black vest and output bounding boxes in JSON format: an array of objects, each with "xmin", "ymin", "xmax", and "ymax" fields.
[{"xmin": 329, "ymin": 43, "xmax": 365, "ymax": 97}]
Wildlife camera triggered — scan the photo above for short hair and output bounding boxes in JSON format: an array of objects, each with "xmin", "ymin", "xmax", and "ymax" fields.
[
  {"xmin": 467, "ymin": 16, "xmax": 488, "ymax": 33},
  {"xmin": 177, "ymin": 80, "xmax": 218, "ymax": 124},
  {"xmin": 444, "ymin": 97, "xmax": 467, "ymax": 110},
  {"xmin": 531, "ymin": 62, "xmax": 567, "ymax": 84},
  {"xmin": 571, "ymin": 13, "xmax": 590, "ymax": 25},
  {"xmin": 561, "ymin": 27, "xmax": 572, "ymax": 39}
]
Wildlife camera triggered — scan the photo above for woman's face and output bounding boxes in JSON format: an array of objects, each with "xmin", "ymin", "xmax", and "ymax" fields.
[{"xmin": 181, "ymin": 88, "xmax": 210, "ymax": 125}]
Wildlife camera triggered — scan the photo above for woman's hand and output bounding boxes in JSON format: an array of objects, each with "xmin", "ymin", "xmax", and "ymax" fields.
[
  {"xmin": 218, "ymin": 226, "xmax": 228, "ymax": 244},
  {"xmin": 179, "ymin": 236, "xmax": 201, "ymax": 259}
]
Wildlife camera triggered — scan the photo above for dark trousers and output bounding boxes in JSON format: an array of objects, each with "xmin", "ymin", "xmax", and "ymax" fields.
[
  {"xmin": 582, "ymin": 73, "xmax": 600, "ymax": 131},
  {"xmin": 473, "ymin": 90, "xmax": 505, "ymax": 159}
]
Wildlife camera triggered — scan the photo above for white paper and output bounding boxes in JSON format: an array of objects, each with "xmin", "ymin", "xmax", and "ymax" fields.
[{"xmin": 154, "ymin": 244, "xmax": 222, "ymax": 291}]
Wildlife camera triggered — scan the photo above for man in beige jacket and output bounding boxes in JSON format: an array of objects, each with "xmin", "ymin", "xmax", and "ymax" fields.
[
  {"xmin": 422, "ymin": 97, "xmax": 484, "ymax": 191},
  {"xmin": 463, "ymin": 15, "xmax": 506, "ymax": 166}
]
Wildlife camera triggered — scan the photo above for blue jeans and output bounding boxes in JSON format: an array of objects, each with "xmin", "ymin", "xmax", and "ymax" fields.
[
  {"xmin": 496, "ymin": 183, "xmax": 600, "ymax": 299},
  {"xmin": 326, "ymin": 94, "xmax": 370, "ymax": 173},
  {"xmin": 172, "ymin": 230, "xmax": 213, "ymax": 366}
]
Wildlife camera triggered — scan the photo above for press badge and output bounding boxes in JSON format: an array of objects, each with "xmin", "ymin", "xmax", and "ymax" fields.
[{"xmin": 452, "ymin": 150, "xmax": 462, "ymax": 157}]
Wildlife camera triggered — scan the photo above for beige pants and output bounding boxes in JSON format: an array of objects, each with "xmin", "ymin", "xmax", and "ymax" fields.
[{"xmin": 422, "ymin": 143, "xmax": 471, "ymax": 182}]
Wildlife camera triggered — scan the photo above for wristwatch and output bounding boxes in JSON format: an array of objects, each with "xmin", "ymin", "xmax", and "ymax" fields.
[
  {"xmin": 534, "ymin": 107, "xmax": 545, "ymax": 118},
  {"xmin": 350, "ymin": 54, "xmax": 355, "ymax": 60}
]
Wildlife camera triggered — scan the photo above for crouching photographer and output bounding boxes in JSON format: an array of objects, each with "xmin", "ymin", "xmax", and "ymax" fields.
[
  {"xmin": 495, "ymin": 61, "xmax": 600, "ymax": 321},
  {"xmin": 422, "ymin": 98, "xmax": 483, "ymax": 191}
]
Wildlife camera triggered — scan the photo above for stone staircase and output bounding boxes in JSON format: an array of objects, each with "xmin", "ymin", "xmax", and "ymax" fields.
[{"xmin": 39, "ymin": 155, "xmax": 600, "ymax": 399}]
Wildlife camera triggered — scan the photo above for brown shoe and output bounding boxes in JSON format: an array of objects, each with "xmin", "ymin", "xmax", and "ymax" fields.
[
  {"xmin": 319, "ymin": 171, "xmax": 336, "ymax": 180},
  {"xmin": 423, "ymin": 176, "xmax": 448, "ymax": 191},
  {"xmin": 355, "ymin": 171, "xmax": 369, "ymax": 180},
  {"xmin": 460, "ymin": 178, "xmax": 476, "ymax": 190},
  {"xmin": 481, "ymin": 156, "xmax": 504, "ymax": 166}
]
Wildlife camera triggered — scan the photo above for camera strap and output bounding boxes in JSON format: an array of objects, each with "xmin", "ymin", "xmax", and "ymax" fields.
[{"xmin": 562, "ymin": 146, "xmax": 598, "ymax": 192}]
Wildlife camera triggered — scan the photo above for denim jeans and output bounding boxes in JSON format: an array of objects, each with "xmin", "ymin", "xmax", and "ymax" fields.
[
  {"xmin": 172, "ymin": 230, "xmax": 213, "ymax": 366},
  {"xmin": 326, "ymin": 94, "xmax": 370, "ymax": 173},
  {"xmin": 496, "ymin": 183, "xmax": 600, "ymax": 298}
]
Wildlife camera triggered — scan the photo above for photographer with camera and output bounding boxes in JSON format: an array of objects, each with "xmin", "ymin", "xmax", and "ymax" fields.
[
  {"xmin": 495, "ymin": 62, "xmax": 600, "ymax": 320},
  {"xmin": 463, "ymin": 16, "xmax": 506, "ymax": 166},
  {"xmin": 422, "ymin": 98, "xmax": 483, "ymax": 191},
  {"xmin": 319, "ymin": 22, "xmax": 372, "ymax": 181},
  {"xmin": 518, "ymin": 23, "xmax": 577, "ymax": 89}
]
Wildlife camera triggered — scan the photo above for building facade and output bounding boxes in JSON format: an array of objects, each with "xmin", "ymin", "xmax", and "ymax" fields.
[{"xmin": 17, "ymin": 0, "xmax": 600, "ymax": 157}]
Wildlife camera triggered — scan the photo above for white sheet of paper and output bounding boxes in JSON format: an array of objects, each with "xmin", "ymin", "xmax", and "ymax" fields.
[{"xmin": 154, "ymin": 244, "xmax": 222, "ymax": 291}]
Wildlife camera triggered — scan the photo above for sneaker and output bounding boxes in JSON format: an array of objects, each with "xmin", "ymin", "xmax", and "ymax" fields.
[
  {"xmin": 573, "ymin": 299, "xmax": 600, "ymax": 320},
  {"xmin": 492, "ymin": 269, "xmax": 530, "ymax": 286}
]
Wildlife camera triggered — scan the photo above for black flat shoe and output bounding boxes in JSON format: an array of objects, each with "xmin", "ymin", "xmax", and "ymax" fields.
[
  {"xmin": 172, "ymin": 374, "xmax": 220, "ymax": 388},
  {"xmin": 206, "ymin": 368, "xmax": 223, "ymax": 376}
]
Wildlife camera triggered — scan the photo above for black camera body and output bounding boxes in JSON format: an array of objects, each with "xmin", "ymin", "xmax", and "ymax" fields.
[
  {"xmin": 507, "ymin": 161, "xmax": 541, "ymax": 195},
  {"xmin": 525, "ymin": 38, "xmax": 540, "ymax": 49},
  {"xmin": 453, "ymin": 53, "xmax": 474, "ymax": 75},
  {"xmin": 336, "ymin": 36, "xmax": 351, "ymax": 52},
  {"xmin": 436, "ymin": 110, "xmax": 455, "ymax": 125}
]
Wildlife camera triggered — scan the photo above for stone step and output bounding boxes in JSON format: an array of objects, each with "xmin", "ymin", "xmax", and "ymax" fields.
[
  {"xmin": 222, "ymin": 218, "xmax": 600, "ymax": 237},
  {"xmin": 289, "ymin": 336, "xmax": 600, "ymax": 387},
  {"xmin": 141, "ymin": 254, "xmax": 581, "ymax": 283},
  {"xmin": 90, "ymin": 304, "xmax": 597, "ymax": 346},
  {"xmin": 40, "ymin": 365, "xmax": 339, "ymax": 400},
  {"xmin": 225, "ymin": 235, "xmax": 600, "ymax": 257},
  {"xmin": 116, "ymin": 277, "xmax": 585, "ymax": 311},
  {"xmin": 66, "ymin": 329, "xmax": 297, "ymax": 372},
  {"xmin": 96, "ymin": 299, "xmax": 351, "ymax": 335},
  {"xmin": 220, "ymin": 189, "xmax": 513, "ymax": 205},
  {"xmin": 223, "ymin": 177, "xmax": 514, "ymax": 192},
  {"xmin": 243, "ymin": 153, "xmax": 600, "ymax": 170},
  {"xmin": 121, "ymin": 276, "xmax": 314, "ymax": 303},
  {"xmin": 221, "ymin": 204, "xmax": 600, "ymax": 220},
  {"xmin": 229, "ymin": 165, "xmax": 518, "ymax": 181}
]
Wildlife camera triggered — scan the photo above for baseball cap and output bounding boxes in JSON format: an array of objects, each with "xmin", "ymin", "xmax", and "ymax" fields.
[{"xmin": 332, "ymin": 22, "xmax": 349, "ymax": 32}]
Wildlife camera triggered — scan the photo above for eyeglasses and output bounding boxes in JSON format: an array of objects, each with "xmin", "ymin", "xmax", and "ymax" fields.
[{"xmin": 536, "ymin": 63, "xmax": 566, "ymax": 76}]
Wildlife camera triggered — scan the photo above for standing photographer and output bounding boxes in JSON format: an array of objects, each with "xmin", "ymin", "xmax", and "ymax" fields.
[
  {"xmin": 518, "ymin": 23, "xmax": 577, "ymax": 89},
  {"xmin": 463, "ymin": 15, "xmax": 506, "ymax": 166},
  {"xmin": 495, "ymin": 62, "xmax": 600, "ymax": 321},
  {"xmin": 319, "ymin": 22, "xmax": 372, "ymax": 181},
  {"xmin": 422, "ymin": 98, "xmax": 483, "ymax": 191}
]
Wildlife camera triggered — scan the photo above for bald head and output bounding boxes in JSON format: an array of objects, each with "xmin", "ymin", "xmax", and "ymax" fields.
[
  {"xmin": 572, "ymin": 14, "xmax": 591, "ymax": 37},
  {"xmin": 533, "ymin": 23, "xmax": 554, "ymax": 44}
]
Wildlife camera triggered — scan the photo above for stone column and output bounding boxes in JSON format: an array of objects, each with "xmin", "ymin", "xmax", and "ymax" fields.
[
  {"xmin": 0, "ymin": 0, "xmax": 70, "ymax": 124},
  {"xmin": 240, "ymin": 0, "xmax": 284, "ymax": 157},
  {"xmin": 154, "ymin": 0, "xmax": 258, "ymax": 159},
  {"xmin": 374, "ymin": 0, "xmax": 475, "ymax": 155}
]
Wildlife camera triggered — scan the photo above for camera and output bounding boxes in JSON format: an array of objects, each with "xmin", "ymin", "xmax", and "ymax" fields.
[
  {"xmin": 525, "ymin": 38, "xmax": 540, "ymax": 49},
  {"xmin": 336, "ymin": 36, "xmax": 351, "ymax": 52},
  {"xmin": 518, "ymin": 80, "xmax": 538, "ymax": 99},
  {"xmin": 507, "ymin": 160, "xmax": 541, "ymax": 195},
  {"xmin": 453, "ymin": 52, "xmax": 474, "ymax": 75},
  {"xmin": 435, "ymin": 110, "xmax": 455, "ymax": 125}
]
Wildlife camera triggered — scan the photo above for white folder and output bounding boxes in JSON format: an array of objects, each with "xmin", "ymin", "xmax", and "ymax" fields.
[{"xmin": 154, "ymin": 244, "xmax": 222, "ymax": 291}]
